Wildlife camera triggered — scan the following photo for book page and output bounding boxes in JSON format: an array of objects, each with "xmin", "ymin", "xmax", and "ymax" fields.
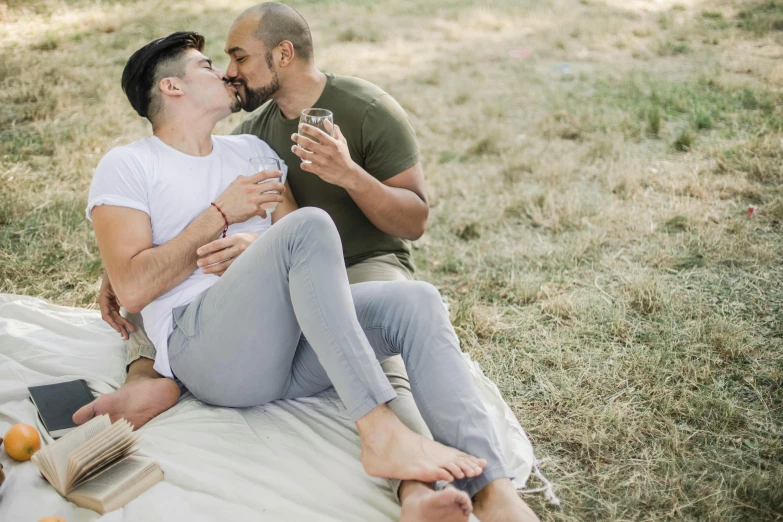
[
  {"xmin": 67, "ymin": 456, "xmax": 155, "ymax": 501},
  {"xmin": 68, "ymin": 437, "xmax": 138, "ymax": 491},
  {"xmin": 45, "ymin": 415, "xmax": 111, "ymax": 492},
  {"xmin": 68, "ymin": 419, "xmax": 128, "ymax": 466},
  {"xmin": 67, "ymin": 420, "xmax": 132, "ymax": 482}
]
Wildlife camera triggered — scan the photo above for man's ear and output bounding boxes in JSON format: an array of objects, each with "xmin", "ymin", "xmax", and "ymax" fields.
[
  {"xmin": 158, "ymin": 77, "xmax": 185, "ymax": 99},
  {"xmin": 277, "ymin": 40, "xmax": 295, "ymax": 67}
]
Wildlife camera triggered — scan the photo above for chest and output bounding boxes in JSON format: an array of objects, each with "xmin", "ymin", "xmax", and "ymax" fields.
[{"xmin": 145, "ymin": 154, "xmax": 263, "ymax": 245}]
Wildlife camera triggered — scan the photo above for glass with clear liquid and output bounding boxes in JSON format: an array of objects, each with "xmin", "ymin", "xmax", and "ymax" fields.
[
  {"xmin": 298, "ymin": 108, "xmax": 334, "ymax": 164},
  {"xmin": 249, "ymin": 156, "xmax": 283, "ymax": 215}
]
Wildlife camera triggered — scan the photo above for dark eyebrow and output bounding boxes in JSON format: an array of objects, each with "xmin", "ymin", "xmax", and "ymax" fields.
[
  {"xmin": 226, "ymin": 46, "xmax": 245, "ymax": 55},
  {"xmin": 197, "ymin": 58, "xmax": 213, "ymax": 67}
]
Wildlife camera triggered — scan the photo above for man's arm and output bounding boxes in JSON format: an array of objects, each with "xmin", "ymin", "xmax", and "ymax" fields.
[
  {"xmin": 342, "ymin": 162, "xmax": 427, "ymax": 241},
  {"xmin": 93, "ymin": 170, "xmax": 286, "ymax": 314},
  {"xmin": 93, "ymin": 204, "xmax": 227, "ymax": 314},
  {"xmin": 292, "ymin": 124, "xmax": 428, "ymax": 240}
]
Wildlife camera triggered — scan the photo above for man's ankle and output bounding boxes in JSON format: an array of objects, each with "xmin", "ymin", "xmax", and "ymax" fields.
[
  {"xmin": 399, "ymin": 480, "xmax": 431, "ymax": 503},
  {"xmin": 356, "ymin": 403, "xmax": 394, "ymax": 436},
  {"xmin": 126, "ymin": 358, "xmax": 161, "ymax": 383},
  {"xmin": 474, "ymin": 478, "xmax": 514, "ymax": 505}
]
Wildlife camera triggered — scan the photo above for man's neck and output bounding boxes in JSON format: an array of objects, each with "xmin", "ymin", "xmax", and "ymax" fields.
[
  {"xmin": 274, "ymin": 66, "xmax": 328, "ymax": 120},
  {"xmin": 153, "ymin": 113, "xmax": 217, "ymax": 157}
]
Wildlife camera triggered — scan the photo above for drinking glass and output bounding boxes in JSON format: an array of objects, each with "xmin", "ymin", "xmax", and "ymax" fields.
[
  {"xmin": 298, "ymin": 108, "xmax": 334, "ymax": 163},
  {"xmin": 249, "ymin": 156, "xmax": 282, "ymax": 215}
]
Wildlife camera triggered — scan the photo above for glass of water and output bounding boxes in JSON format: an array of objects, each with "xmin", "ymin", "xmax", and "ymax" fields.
[
  {"xmin": 249, "ymin": 156, "xmax": 282, "ymax": 215},
  {"xmin": 299, "ymin": 108, "xmax": 334, "ymax": 163}
]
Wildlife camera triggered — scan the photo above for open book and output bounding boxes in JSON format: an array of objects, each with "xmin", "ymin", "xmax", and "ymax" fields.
[{"xmin": 31, "ymin": 414, "xmax": 163, "ymax": 514}]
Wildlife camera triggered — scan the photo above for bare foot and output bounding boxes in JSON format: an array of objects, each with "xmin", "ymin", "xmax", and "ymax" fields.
[
  {"xmin": 473, "ymin": 478, "xmax": 540, "ymax": 522},
  {"xmin": 400, "ymin": 481, "xmax": 472, "ymax": 522},
  {"xmin": 358, "ymin": 405, "xmax": 487, "ymax": 483},
  {"xmin": 73, "ymin": 377, "xmax": 180, "ymax": 430}
]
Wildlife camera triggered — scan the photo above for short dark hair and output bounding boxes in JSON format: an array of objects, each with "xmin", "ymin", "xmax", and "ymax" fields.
[
  {"xmin": 241, "ymin": 3, "xmax": 313, "ymax": 61},
  {"xmin": 121, "ymin": 31, "xmax": 205, "ymax": 122}
]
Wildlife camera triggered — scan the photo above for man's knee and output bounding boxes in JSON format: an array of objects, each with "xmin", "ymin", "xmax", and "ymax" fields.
[
  {"xmin": 377, "ymin": 281, "xmax": 446, "ymax": 325},
  {"xmin": 285, "ymin": 207, "xmax": 334, "ymax": 232},
  {"xmin": 402, "ymin": 281, "xmax": 444, "ymax": 313}
]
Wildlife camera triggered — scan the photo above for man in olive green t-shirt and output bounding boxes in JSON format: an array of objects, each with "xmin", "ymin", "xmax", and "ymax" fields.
[
  {"xmin": 221, "ymin": 6, "xmax": 537, "ymax": 522},
  {"xmin": 231, "ymin": 72, "xmax": 422, "ymax": 277}
]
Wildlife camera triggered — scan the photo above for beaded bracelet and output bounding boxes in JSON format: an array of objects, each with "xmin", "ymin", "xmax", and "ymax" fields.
[{"xmin": 211, "ymin": 202, "xmax": 229, "ymax": 238}]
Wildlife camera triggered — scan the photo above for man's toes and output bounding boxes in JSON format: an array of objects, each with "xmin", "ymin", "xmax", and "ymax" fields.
[
  {"xmin": 456, "ymin": 457, "xmax": 482, "ymax": 477},
  {"xmin": 436, "ymin": 467, "xmax": 455, "ymax": 482},
  {"xmin": 72, "ymin": 401, "xmax": 97, "ymax": 425},
  {"xmin": 445, "ymin": 462, "xmax": 466, "ymax": 479},
  {"xmin": 463, "ymin": 454, "xmax": 486, "ymax": 468},
  {"xmin": 454, "ymin": 490, "xmax": 472, "ymax": 515}
]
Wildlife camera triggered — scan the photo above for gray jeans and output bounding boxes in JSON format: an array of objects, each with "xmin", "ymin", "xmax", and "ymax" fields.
[{"xmin": 168, "ymin": 208, "xmax": 511, "ymax": 496}]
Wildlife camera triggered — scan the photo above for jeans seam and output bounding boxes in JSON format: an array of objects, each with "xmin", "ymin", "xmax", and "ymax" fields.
[
  {"xmin": 366, "ymin": 321, "xmax": 452, "ymax": 440},
  {"xmin": 289, "ymin": 235, "xmax": 385, "ymax": 405}
]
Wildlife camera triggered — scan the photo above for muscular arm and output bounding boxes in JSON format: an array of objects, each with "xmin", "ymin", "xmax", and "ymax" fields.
[
  {"xmin": 92, "ymin": 204, "xmax": 226, "ymax": 314},
  {"xmin": 343, "ymin": 162, "xmax": 428, "ymax": 241}
]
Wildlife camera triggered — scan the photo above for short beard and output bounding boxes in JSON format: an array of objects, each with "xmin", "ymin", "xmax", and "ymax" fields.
[
  {"xmin": 240, "ymin": 75, "xmax": 279, "ymax": 112},
  {"xmin": 237, "ymin": 52, "xmax": 280, "ymax": 112},
  {"xmin": 229, "ymin": 95, "xmax": 242, "ymax": 114}
]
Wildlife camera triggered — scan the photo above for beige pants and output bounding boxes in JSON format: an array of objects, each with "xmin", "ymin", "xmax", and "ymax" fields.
[{"xmin": 122, "ymin": 253, "xmax": 428, "ymax": 497}]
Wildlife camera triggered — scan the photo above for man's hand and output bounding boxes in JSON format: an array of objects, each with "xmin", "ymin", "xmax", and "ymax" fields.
[
  {"xmin": 290, "ymin": 122, "xmax": 360, "ymax": 189},
  {"xmin": 214, "ymin": 171, "xmax": 286, "ymax": 224},
  {"xmin": 99, "ymin": 273, "xmax": 136, "ymax": 340},
  {"xmin": 196, "ymin": 232, "xmax": 260, "ymax": 276}
]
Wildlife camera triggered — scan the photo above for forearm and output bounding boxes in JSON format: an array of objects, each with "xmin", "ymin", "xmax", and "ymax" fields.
[
  {"xmin": 116, "ymin": 207, "xmax": 225, "ymax": 313},
  {"xmin": 344, "ymin": 167, "xmax": 428, "ymax": 240}
]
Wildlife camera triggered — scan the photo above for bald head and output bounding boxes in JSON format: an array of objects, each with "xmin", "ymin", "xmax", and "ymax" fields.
[{"xmin": 237, "ymin": 2, "xmax": 313, "ymax": 62}]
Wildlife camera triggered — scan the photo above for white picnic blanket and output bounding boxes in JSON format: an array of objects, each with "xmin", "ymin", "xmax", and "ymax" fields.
[{"xmin": 0, "ymin": 293, "xmax": 546, "ymax": 521}]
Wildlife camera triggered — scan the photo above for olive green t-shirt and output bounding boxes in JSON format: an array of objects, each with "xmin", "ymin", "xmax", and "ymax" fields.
[{"xmin": 231, "ymin": 74, "xmax": 419, "ymax": 273}]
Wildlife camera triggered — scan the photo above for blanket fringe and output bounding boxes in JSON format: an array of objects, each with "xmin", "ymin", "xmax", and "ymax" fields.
[{"xmin": 518, "ymin": 458, "xmax": 561, "ymax": 506}]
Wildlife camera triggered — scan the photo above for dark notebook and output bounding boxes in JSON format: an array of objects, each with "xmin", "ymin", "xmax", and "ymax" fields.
[{"xmin": 28, "ymin": 380, "xmax": 95, "ymax": 439}]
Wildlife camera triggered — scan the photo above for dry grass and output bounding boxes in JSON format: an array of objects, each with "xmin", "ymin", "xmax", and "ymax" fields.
[{"xmin": 1, "ymin": 0, "xmax": 782, "ymax": 520}]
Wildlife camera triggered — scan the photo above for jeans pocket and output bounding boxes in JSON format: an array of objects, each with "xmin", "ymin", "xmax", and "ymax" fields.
[
  {"xmin": 167, "ymin": 331, "xmax": 189, "ymax": 365},
  {"xmin": 171, "ymin": 289, "xmax": 209, "ymax": 340}
]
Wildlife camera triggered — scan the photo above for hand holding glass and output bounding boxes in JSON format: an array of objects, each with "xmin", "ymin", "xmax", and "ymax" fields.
[
  {"xmin": 298, "ymin": 108, "xmax": 334, "ymax": 163},
  {"xmin": 248, "ymin": 157, "xmax": 283, "ymax": 215}
]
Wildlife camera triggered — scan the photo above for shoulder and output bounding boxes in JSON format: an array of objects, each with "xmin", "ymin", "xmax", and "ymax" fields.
[
  {"xmin": 329, "ymin": 74, "xmax": 389, "ymax": 105},
  {"xmin": 95, "ymin": 138, "xmax": 152, "ymax": 175},
  {"xmin": 329, "ymin": 75, "xmax": 409, "ymax": 123}
]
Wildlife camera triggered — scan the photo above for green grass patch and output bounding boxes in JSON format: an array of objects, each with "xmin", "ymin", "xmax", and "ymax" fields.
[
  {"xmin": 673, "ymin": 128, "xmax": 695, "ymax": 151},
  {"xmin": 561, "ymin": 74, "xmax": 783, "ymax": 142},
  {"xmin": 736, "ymin": 0, "xmax": 783, "ymax": 35},
  {"xmin": 718, "ymin": 135, "xmax": 783, "ymax": 183}
]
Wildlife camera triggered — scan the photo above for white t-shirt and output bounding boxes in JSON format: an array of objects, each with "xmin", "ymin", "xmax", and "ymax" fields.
[{"xmin": 86, "ymin": 134, "xmax": 286, "ymax": 378}]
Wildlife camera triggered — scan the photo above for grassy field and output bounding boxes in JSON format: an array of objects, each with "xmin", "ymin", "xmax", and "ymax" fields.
[{"xmin": 1, "ymin": 0, "xmax": 781, "ymax": 520}]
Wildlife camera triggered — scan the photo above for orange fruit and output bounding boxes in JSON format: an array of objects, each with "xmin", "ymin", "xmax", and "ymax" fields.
[
  {"xmin": 38, "ymin": 518, "xmax": 67, "ymax": 522},
  {"xmin": 4, "ymin": 423, "xmax": 41, "ymax": 461}
]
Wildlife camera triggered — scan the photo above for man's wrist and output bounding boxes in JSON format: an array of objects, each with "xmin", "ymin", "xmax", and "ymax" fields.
[
  {"xmin": 206, "ymin": 203, "xmax": 230, "ymax": 230},
  {"xmin": 342, "ymin": 164, "xmax": 373, "ymax": 195}
]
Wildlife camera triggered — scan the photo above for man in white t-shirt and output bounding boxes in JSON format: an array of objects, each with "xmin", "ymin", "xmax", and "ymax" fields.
[{"xmin": 78, "ymin": 31, "xmax": 539, "ymax": 522}]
